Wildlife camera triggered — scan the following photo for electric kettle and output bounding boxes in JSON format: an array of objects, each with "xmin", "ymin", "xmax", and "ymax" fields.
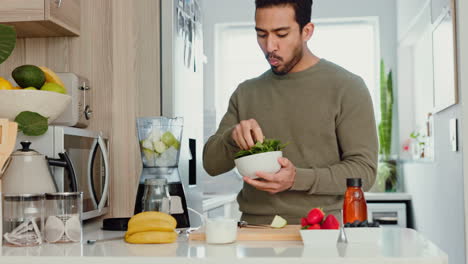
[{"xmin": 1, "ymin": 141, "xmax": 77, "ymax": 194}]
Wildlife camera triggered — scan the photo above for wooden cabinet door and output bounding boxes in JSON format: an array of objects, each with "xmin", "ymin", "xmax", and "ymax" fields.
[
  {"xmin": 0, "ymin": 0, "xmax": 44, "ymax": 23},
  {"xmin": 46, "ymin": 0, "xmax": 80, "ymax": 35}
]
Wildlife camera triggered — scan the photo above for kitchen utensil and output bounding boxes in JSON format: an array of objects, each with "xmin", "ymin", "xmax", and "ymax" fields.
[
  {"xmin": 86, "ymin": 236, "xmax": 124, "ymax": 244},
  {"xmin": 189, "ymin": 225, "xmax": 301, "ymax": 241},
  {"xmin": 133, "ymin": 117, "xmax": 191, "ymax": 229},
  {"xmin": 0, "ymin": 120, "xmax": 17, "ymax": 176},
  {"xmin": 44, "ymin": 192, "xmax": 83, "ymax": 243},
  {"xmin": 337, "ymin": 209, "xmax": 348, "ymax": 244},
  {"xmin": 234, "ymin": 151, "xmax": 282, "ymax": 179},
  {"xmin": 3, "ymin": 194, "xmax": 44, "ymax": 247},
  {"xmin": 238, "ymin": 220, "xmax": 271, "ymax": 228},
  {"xmin": 1, "ymin": 141, "xmax": 77, "ymax": 195}
]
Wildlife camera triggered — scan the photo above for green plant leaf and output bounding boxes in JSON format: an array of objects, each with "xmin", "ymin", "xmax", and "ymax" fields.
[
  {"xmin": 234, "ymin": 138, "xmax": 287, "ymax": 159},
  {"xmin": 14, "ymin": 111, "xmax": 49, "ymax": 136},
  {"xmin": 378, "ymin": 59, "xmax": 393, "ymax": 161},
  {"xmin": 0, "ymin": 24, "xmax": 16, "ymax": 65}
]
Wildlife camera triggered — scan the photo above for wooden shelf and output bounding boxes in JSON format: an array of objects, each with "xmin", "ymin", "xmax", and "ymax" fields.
[{"xmin": 0, "ymin": 0, "xmax": 80, "ymax": 38}]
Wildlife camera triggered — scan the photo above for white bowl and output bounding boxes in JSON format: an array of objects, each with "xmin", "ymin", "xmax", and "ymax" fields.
[
  {"xmin": 234, "ymin": 151, "xmax": 282, "ymax": 179},
  {"xmin": 0, "ymin": 90, "xmax": 71, "ymax": 124},
  {"xmin": 300, "ymin": 227, "xmax": 382, "ymax": 246}
]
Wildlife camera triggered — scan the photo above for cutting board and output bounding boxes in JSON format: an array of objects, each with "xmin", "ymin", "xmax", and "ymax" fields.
[{"xmin": 189, "ymin": 225, "xmax": 302, "ymax": 241}]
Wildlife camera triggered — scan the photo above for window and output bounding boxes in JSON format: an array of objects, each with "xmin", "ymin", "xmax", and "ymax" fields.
[{"xmin": 215, "ymin": 18, "xmax": 381, "ymax": 124}]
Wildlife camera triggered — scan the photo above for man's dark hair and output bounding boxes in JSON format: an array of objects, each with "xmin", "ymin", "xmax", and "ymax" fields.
[{"xmin": 255, "ymin": 0, "xmax": 313, "ymax": 30}]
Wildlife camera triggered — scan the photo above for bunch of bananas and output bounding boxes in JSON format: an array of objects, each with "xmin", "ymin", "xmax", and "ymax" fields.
[{"xmin": 125, "ymin": 212, "xmax": 178, "ymax": 244}]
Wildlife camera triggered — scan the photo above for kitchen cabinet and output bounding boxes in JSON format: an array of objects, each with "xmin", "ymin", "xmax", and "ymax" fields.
[{"xmin": 0, "ymin": 0, "xmax": 80, "ymax": 37}]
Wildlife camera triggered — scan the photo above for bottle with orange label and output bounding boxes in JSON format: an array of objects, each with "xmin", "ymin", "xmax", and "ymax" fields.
[{"xmin": 343, "ymin": 178, "xmax": 367, "ymax": 224}]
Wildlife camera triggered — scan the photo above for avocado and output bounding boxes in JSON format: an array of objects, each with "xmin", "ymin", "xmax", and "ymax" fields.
[{"xmin": 12, "ymin": 65, "xmax": 46, "ymax": 88}]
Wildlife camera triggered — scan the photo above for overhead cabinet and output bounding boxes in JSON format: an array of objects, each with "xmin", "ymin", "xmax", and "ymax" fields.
[{"xmin": 0, "ymin": 0, "xmax": 80, "ymax": 37}]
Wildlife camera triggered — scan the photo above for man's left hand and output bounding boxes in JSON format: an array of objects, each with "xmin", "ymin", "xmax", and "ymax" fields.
[{"xmin": 243, "ymin": 157, "xmax": 296, "ymax": 194}]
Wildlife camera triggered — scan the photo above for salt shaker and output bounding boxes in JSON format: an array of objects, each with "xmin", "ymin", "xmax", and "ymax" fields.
[{"xmin": 142, "ymin": 178, "xmax": 171, "ymax": 213}]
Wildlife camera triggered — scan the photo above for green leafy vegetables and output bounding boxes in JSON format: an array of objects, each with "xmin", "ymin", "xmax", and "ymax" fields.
[{"xmin": 234, "ymin": 138, "xmax": 287, "ymax": 159}]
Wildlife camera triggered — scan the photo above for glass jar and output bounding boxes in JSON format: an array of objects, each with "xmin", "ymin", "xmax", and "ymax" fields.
[
  {"xmin": 44, "ymin": 192, "xmax": 83, "ymax": 243},
  {"xmin": 3, "ymin": 194, "xmax": 44, "ymax": 246},
  {"xmin": 343, "ymin": 178, "xmax": 368, "ymax": 224},
  {"xmin": 142, "ymin": 178, "xmax": 171, "ymax": 213}
]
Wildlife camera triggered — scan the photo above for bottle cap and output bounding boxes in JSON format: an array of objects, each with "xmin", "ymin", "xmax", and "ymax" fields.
[{"xmin": 346, "ymin": 178, "xmax": 362, "ymax": 187}]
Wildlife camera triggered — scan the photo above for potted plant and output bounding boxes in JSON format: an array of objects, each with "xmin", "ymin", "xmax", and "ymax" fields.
[
  {"xmin": 376, "ymin": 60, "xmax": 397, "ymax": 192},
  {"xmin": 234, "ymin": 138, "xmax": 287, "ymax": 179}
]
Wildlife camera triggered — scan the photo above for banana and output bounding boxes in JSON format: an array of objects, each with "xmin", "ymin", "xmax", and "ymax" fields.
[
  {"xmin": 128, "ymin": 211, "xmax": 177, "ymax": 229},
  {"xmin": 125, "ymin": 231, "xmax": 177, "ymax": 244},
  {"xmin": 126, "ymin": 221, "xmax": 174, "ymax": 236},
  {"xmin": 124, "ymin": 212, "xmax": 178, "ymax": 244},
  {"xmin": 39, "ymin": 66, "xmax": 65, "ymax": 87}
]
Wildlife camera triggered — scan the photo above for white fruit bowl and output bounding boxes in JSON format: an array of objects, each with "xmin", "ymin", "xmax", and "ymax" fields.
[
  {"xmin": 0, "ymin": 90, "xmax": 71, "ymax": 124},
  {"xmin": 234, "ymin": 151, "xmax": 282, "ymax": 179}
]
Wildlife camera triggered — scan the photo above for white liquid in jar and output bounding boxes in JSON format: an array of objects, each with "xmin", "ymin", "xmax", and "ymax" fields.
[{"xmin": 205, "ymin": 218, "xmax": 237, "ymax": 244}]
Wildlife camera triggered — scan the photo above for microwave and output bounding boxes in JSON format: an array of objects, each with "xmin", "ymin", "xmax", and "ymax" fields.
[{"xmin": 16, "ymin": 126, "xmax": 110, "ymax": 220}]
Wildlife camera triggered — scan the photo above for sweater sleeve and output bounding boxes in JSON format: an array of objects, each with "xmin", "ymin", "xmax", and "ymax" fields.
[
  {"xmin": 290, "ymin": 76, "xmax": 378, "ymax": 194},
  {"xmin": 203, "ymin": 89, "xmax": 242, "ymax": 176}
]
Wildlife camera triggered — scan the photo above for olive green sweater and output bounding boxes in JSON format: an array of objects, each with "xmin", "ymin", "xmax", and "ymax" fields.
[{"xmin": 203, "ymin": 59, "xmax": 378, "ymax": 224}]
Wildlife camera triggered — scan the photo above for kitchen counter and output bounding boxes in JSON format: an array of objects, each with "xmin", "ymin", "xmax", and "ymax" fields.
[{"xmin": 0, "ymin": 220, "xmax": 447, "ymax": 264}]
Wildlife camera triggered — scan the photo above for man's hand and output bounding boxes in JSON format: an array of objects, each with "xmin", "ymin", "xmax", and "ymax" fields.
[
  {"xmin": 232, "ymin": 119, "xmax": 264, "ymax": 150},
  {"xmin": 243, "ymin": 157, "xmax": 296, "ymax": 194}
]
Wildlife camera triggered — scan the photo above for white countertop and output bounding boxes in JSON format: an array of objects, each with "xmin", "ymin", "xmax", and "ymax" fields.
[{"xmin": 0, "ymin": 220, "xmax": 446, "ymax": 264}]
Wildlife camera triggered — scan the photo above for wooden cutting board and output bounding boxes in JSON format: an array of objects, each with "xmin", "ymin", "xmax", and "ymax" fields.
[{"xmin": 189, "ymin": 225, "xmax": 302, "ymax": 241}]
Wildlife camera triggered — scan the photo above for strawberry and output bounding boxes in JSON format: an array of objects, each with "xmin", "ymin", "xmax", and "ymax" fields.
[
  {"xmin": 306, "ymin": 208, "xmax": 324, "ymax": 225},
  {"xmin": 307, "ymin": 224, "xmax": 321, "ymax": 230},
  {"xmin": 300, "ymin": 217, "xmax": 308, "ymax": 227},
  {"xmin": 321, "ymin": 214, "xmax": 340, "ymax": 229}
]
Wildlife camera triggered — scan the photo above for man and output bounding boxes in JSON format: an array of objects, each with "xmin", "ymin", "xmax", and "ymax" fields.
[{"xmin": 203, "ymin": 0, "xmax": 378, "ymax": 224}]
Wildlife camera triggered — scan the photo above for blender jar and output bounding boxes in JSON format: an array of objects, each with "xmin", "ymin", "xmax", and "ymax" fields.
[
  {"xmin": 137, "ymin": 117, "xmax": 183, "ymax": 168},
  {"xmin": 3, "ymin": 194, "xmax": 44, "ymax": 246},
  {"xmin": 44, "ymin": 192, "xmax": 83, "ymax": 243},
  {"xmin": 142, "ymin": 178, "xmax": 171, "ymax": 213}
]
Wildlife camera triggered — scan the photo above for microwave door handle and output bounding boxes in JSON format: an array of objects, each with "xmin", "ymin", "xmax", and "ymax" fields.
[
  {"xmin": 97, "ymin": 135, "xmax": 110, "ymax": 212},
  {"xmin": 87, "ymin": 138, "xmax": 99, "ymax": 209}
]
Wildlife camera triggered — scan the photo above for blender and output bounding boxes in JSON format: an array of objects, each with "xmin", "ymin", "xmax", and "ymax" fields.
[{"xmin": 134, "ymin": 117, "xmax": 190, "ymax": 228}]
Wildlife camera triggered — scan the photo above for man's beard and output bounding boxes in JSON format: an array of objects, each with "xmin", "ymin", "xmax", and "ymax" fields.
[{"xmin": 267, "ymin": 45, "xmax": 303, "ymax": 75}]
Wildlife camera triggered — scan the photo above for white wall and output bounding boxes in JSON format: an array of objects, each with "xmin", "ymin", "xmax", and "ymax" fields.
[
  {"xmin": 398, "ymin": 0, "xmax": 466, "ymax": 263},
  {"xmin": 460, "ymin": 0, "xmax": 468, "ymax": 260},
  {"xmin": 397, "ymin": 0, "xmax": 427, "ymax": 38},
  {"xmin": 201, "ymin": 0, "xmax": 398, "ymax": 193}
]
